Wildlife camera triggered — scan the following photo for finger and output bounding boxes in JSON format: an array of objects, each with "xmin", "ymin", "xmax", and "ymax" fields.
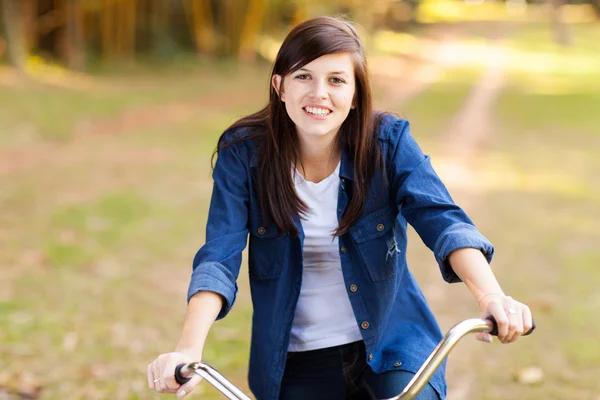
[
  {"xmin": 508, "ymin": 306, "xmax": 525, "ymax": 343},
  {"xmin": 487, "ymin": 301, "xmax": 509, "ymax": 341},
  {"xmin": 522, "ymin": 305, "xmax": 533, "ymax": 335},
  {"xmin": 158, "ymin": 372, "xmax": 178, "ymax": 393},
  {"xmin": 162, "ymin": 372, "xmax": 180, "ymax": 393},
  {"xmin": 151, "ymin": 364, "xmax": 162, "ymax": 392},
  {"xmin": 505, "ymin": 313, "xmax": 521, "ymax": 343},
  {"xmin": 147, "ymin": 364, "xmax": 154, "ymax": 390},
  {"xmin": 177, "ymin": 374, "xmax": 203, "ymax": 398},
  {"xmin": 475, "ymin": 332, "xmax": 493, "ymax": 343}
]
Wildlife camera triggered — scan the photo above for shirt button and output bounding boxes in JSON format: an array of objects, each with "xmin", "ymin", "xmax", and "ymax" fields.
[
  {"xmin": 341, "ymin": 178, "xmax": 346, "ymax": 183},
  {"xmin": 340, "ymin": 246, "xmax": 347, "ymax": 254},
  {"xmin": 394, "ymin": 362, "xmax": 402, "ymax": 367},
  {"xmin": 368, "ymin": 354, "xmax": 373, "ymax": 361},
  {"xmin": 376, "ymin": 223, "xmax": 384, "ymax": 232},
  {"xmin": 349, "ymin": 284, "xmax": 358, "ymax": 292},
  {"xmin": 257, "ymin": 227, "xmax": 266, "ymax": 235},
  {"xmin": 361, "ymin": 321, "xmax": 370, "ymax": 329}
]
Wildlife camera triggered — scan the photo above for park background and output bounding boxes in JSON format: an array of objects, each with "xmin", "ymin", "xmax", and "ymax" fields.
[{"xmin": 0, "ymin": 0, "xmax": 599, "ymax": 399}]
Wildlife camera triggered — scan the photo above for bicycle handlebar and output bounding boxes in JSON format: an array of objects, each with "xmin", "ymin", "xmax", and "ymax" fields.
[{"xmin": 174, "ymin": 316, "xmax": 535, "ymax": 400}]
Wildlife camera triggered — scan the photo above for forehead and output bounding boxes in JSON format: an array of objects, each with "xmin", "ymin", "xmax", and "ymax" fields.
[{"xmin": 298, "ymin": 52, "xmax": 354, "ymax": 75}]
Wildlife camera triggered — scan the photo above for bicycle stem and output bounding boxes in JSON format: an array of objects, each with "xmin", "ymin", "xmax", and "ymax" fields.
[{"xmin": 391, "ymin": 318, "xmax": 494, "ymax": 400}]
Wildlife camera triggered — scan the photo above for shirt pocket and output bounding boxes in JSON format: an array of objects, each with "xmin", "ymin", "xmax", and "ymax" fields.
[
  {"xmin": 248, "ymin": 212, "xmax": 288, "ymax": 280},
  {"xmin": 350, "ymin": 206, "xmax": 399, "ymax": 282}
]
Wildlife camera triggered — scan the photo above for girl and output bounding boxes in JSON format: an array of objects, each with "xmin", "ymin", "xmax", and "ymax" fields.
[{"xmin": 147, "ymin": 16, "xmax": 533, "ymax": 400}]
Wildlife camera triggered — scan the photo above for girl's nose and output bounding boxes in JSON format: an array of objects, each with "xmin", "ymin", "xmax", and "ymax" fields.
[{"xmin": 309, "ymin": 80, "xmax": 328, "ymax": 100}]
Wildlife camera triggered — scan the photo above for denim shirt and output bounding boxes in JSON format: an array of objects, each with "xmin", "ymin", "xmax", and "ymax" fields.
[{"xmin": 187, "ymin": 114, "xmax": 494, "ymax": 400}]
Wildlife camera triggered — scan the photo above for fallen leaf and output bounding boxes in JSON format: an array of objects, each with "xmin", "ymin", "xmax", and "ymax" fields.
[{"xmin": 515, "ymin": 366, "xmax": 544, "ymax": 385}]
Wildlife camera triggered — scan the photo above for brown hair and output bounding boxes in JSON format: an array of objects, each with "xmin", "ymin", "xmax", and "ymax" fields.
[{"xmin": 219, "ymin": 16, "xmax": 384, "ymax": 237}]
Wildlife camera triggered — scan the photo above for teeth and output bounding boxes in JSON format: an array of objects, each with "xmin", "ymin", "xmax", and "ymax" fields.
[{"xmin": 305, "ymin": 107, "xmax": 330, "ymax": 116}]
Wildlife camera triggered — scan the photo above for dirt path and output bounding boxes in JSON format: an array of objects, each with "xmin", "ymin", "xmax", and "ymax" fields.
[
  {"xmin": 433, "ymin": 34, "xmax": 510, "ymax": 400},
  {"xmin": 371, "ymin": 24, "xmax": 473, "ymax": 111},
  {"xmin": 442, "ymin": 42, "xmax": 508, "ymax": 160},
  {"xmin": 367, "ymin": 23, "xmax": 511, "ymax": 399}
]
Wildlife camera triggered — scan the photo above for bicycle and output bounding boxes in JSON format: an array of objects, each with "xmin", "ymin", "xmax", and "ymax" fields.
[{"xmin": 173, "ymin": 317, "xmax": 535, "ymax": 400}]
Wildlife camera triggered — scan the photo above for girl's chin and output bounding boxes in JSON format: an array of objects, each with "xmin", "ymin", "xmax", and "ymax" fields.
[{"xmin": 297, "ymin": 126, "xmax": 340, "ymax": 138}]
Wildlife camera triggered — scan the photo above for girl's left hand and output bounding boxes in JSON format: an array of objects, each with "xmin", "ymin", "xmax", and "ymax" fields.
[{"xmin": 475, "ymin": 294, "xmax": 533, "ymax": 344}]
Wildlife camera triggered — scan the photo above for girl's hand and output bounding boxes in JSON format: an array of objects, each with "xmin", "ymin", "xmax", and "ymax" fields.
[
  {"xmin": 475, "ymin": 294, "xmax": 533, "ymax": 344},
  {"xmin": 148, "ymin": 351, "xmax": 202, "ymax": 398}
]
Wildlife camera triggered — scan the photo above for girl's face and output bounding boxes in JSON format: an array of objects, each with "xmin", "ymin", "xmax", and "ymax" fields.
[{"xmin": 272, "ymin": 52, "xmax": 356, "ymax": 143}]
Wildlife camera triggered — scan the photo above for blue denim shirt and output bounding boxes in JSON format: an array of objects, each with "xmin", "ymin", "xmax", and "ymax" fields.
[{"xmin": 188, "ymin": 114, "xmax": 494, "ymax": 400}]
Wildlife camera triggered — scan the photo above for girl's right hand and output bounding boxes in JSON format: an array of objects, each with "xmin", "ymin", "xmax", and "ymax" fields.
[{"xmin": 148, "ymin": 351, "xmax": 202, "ymax": 398}]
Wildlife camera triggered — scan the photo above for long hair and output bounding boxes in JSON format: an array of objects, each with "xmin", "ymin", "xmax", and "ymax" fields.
[{"xmin": 218, "ymin": 16, "xmax": 384, "ymax": 237}]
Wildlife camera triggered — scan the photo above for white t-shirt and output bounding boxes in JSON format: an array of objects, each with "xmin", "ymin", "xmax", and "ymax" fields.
[{"xmin": 288, "ymin": 161, "xmax": 363, "ymax": 352}]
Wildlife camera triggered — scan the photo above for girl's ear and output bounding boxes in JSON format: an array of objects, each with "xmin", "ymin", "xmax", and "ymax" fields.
[{"xmin": 272, "ymin": 74, "xmax": 285, "ymax": 102}]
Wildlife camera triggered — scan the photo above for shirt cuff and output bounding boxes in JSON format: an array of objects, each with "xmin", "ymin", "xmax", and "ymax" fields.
[
  {"xmin": 433, "ymin": 223, "xmax": 495, "ymax": 283},
  {"xmin": 187, "ymin": 261, "xmax": 238, "ymax": 320}
]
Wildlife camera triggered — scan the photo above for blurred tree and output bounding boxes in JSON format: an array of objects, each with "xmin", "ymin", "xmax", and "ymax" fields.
[
  {"xmin": 291, "ymin": 0, "xmax": 311, "ymax": 27},
  {"xmin": 121, "ymin": 0, "xmax": 137, "ymax": 60},
  {"xmin": 1, "ymin": 0, "xmax": 28, "ymax": 71},
  {"xmin": 182, "ymin": 0, "xmax": 215, "ymax": 54},
  {"xmin": 57, "ymin": 0, "xmax": 86, "ymax": 70},
  {"xmin": 220, "ymin": 0, "xmax": 246, "ymax": 56},
  {"xmin": 239, "ymin": 0, "xmax": 266, "ymax": 61},
  {"xmin": 99, "ymin": 0, "xmax": 116, "ymax": 59},
  {"xmin": 22, "ymin": 0, "xmax": 38, "ymax": 52}
]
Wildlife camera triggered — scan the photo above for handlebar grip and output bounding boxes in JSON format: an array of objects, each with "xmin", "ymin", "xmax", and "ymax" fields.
[
  {"xmin": 487, "ymin": 316, "xmax": 536, "ymax": 336},
  {"xmin": 175, "ymin": 363, "xmax": 192, "ymax": 385}
]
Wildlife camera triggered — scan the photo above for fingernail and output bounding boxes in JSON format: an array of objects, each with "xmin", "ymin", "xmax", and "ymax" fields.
[
  {"xmin": 485, "ymin": 336, "xmax": 493, "ymax": 343},
  {"xmin": 177, "ymin": 389, "xmax": 186, "ymax": 398}
]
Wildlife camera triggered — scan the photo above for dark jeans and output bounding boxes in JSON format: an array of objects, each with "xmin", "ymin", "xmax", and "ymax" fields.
[{"xmin": 279, "ymin": 341, "xmax": 440, "ymax": 400}]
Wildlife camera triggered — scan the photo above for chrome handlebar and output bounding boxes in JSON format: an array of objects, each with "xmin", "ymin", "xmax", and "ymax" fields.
[{"xmin": 175, "ymin": 317, "xmax": 534, "ymax": 400}]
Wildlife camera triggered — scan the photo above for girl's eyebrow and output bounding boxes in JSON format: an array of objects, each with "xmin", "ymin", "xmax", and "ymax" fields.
[{"xmin": 297, "ymin": 67, "xmax": 350, "ymax": 76}]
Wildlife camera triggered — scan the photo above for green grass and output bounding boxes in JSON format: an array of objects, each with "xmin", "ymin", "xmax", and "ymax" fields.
[
  {"xmin": 0, "ymin": 60, "xmax": 267, "ymax": 147},
  {"xmin": 495, "ymin": 23, "xmax": 600, "ymax": 136},
  {"xmin": 401, "ymin": 67, "xmax": 482, "ymax": 139}
]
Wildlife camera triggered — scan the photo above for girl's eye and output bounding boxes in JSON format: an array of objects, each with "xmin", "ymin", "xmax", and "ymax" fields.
[
  {"xmin": 331, "ymin": 77, "xmax": 345, "ymax": 84},
  {"xmin": 295, "ymin": 74, "xmax": 310, "ymax": 80}
]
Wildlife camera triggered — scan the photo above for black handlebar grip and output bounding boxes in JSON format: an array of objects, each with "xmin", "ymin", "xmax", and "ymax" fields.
[
  {"xmin": 175, "ymin": 363, "xmax": 192, "ymax": 385},
  {"xmin": 487, "ymin": 316, "xmax": 536, "ymax": 336}
]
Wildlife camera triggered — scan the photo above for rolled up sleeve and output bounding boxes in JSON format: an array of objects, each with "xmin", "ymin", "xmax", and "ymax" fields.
[
  {"xmin": 433, "ymin": 223, "xmax": 495, "ymax": 283},
  {"xmin": 386, "ymin": 117, "xmax": 495, "ymax": 283},
  {"xmin": 187, "ymin": 132, "xmax": 250, "ymax": 320},
  {"xmin": 187, "ymin": 261, "xmax": 240, "ymax": 320}
]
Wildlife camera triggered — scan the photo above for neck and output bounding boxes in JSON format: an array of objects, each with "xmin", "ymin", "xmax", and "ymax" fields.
[{"xmin": 296, "ymin": 131, "xmax": 341, "ymax": 183}]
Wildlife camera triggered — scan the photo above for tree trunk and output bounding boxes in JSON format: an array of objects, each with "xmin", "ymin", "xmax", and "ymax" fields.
[
  {"xmin": 1, "ymin": 0, "xmax": 27, "ymax": 71},
  {"xmin": 238, "ymin": 0, "xmax": 265, "ymax": 61},
  {"xmin": 150, "ymin": 0, "xmax": 170, "ymax": 56},
  {"xmin": 182, "ymin": 0, "xmax": 215, "ymax": 54},
  {"xmin": 21, "ymin": 0, "xmax": 37, "ymax": 52},
  {"xmin": 100, "ymin": 0, "xmax": 115, "ymax": 59},
  {"xmin": 122, "ymin": 0, "xmax": 136, "ymax": 60},
  {"xmin": 58, "ymin": 0, "xmax": 85, "ymax": 70},
  {"xmin": 291, "ymin": 0, "xmax": 310, "ymax": 28}
]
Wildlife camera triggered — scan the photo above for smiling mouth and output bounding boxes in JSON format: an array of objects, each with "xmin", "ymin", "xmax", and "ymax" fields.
[{"xmin": 303, "ymin": 106, "xmax": 332, "ymax": 117}]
